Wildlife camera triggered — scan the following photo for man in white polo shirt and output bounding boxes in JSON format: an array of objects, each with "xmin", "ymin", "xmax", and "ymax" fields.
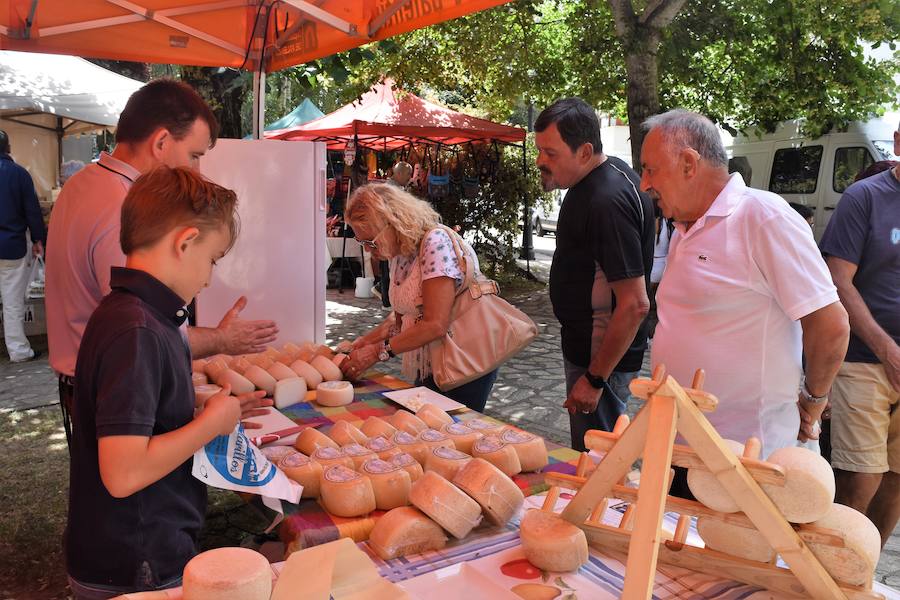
[{"xmin": 639, "ymin": 110, "xmax": 849, "ymax": 491}]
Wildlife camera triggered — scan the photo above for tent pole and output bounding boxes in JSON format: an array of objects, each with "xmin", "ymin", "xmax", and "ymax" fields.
[
  {"xmin": 252, "ymin": 67, "xmax": 266, "ymax": 140},
  {"xmin": 519, "ymin": 142, "xmax": 534, "ymax": 265}
]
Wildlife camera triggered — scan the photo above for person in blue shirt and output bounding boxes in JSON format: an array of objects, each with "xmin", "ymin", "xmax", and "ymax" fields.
[{"xmin": 0, "ymin": 129, "xmax": 46, "ymax": 362}]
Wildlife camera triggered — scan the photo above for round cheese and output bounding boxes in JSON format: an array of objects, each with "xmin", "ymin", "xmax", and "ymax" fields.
[
  {"xmin": 441, "ymin": 422, "xmax": 482, "ymax": 454},
  {"xmin": 289, "ymin": 359, "xmax": 323, "ymax": 388},
  {"xmin": 315, "ymin": 381, "xmax": 354, "ymax": 407},
  {"xmin": 500, "ymin": 429, "xmax": 549, "ymax": 473},
  {"xmin": 761, "ymin": 446, "xmax": 835, "ymax": 523},
  {"xmin": 311, "ymin": 446, "xmax": 355, "ymax": 470},
  {"xmin": 696, "ymin": 516, "xmax": 775, "ymax": 562},
  {"xmin": 182, "ymin": 547, "xmax": 271, "ymax": 600},
  {"xmin": 342, "ymin": 443, "xmax": 378, "ymax": 469},
  {"xmin": 472, "ymin": 435, "xmax": 521, "ymax": 476},
  {"xmin": 417, "ymin": 429, "xmax": 456, "ymax": 453},
  {"xmin": 807, "ymin": 503, "xmax": 881, "ymax": 586},
  {"xmin": 243, "ymin": 365, "xmax": 277, "ymax": 396},
  {"xmin": 361, "ymin": 416, "xmax": 397, "ymax": 439},
  {"xmin": 314, "ymin": 345, "xmax": 336, "ymax": 360},
  {"xmin": 363, "ymin": 458, "xmax": 412, "ymax": 510},
  {"xmin": 329, "ymin": 420, "xmax": 369, "ymax": 446},
  {"xmin": 389, "ymin": 410, "xmax": 429, "ymax": 435},
  {"xmin": 192, "ymin": 372, "xmax": 208, "ymax": 386},
  {"xmin": 365, "ymin": 435, "xmax": 402, "ymax": 460},
  {"xmin": 194, "ymin": 384, "xmax": 222, "ymax": 404},
  {"xmin": 320, "ymin": 465, "xmax": 376, "ymax": 517},
  {"xmin": 275, "ymin": 351, "xmax": 297, "ymax": 366},
  {"xmin": 263, "ymin": 347, "xmax": 281, "ymax": 360},
  {"xmin": 282, "ymin": 342, "xmax": 302, "ymax": 356},
  {"xmin": 311, "ymin": 355, "xmax": 342, "ymax": 381},
  {"xmin": 278, "ymin": 452, "xmax": 322, "ymax": 498},
  {"xmin": 425, "ymin": 446, "xmax": 472, "ymax": 481},
  {"xmin": 250, "ymin": 355, "xmax": 274, "ymax": 370},
  {"xmin": 260, "ymin": 445, "xmax": 297, "ymax": 463},
  {"xmin": 267, "ymin": 361, "xmax": 298, "ymax": 382},
  {"xmin": 204, "ymin": 358, "xmax": 229, "ymax": 381},
  {"xmin": 391, "ymin": 430, "xmax": 428, "ymax": 464},
  {"xmin": 390, "ymin": 452, "xmax": 424, "ymax": 482},
  {"xmin": 687, "ymin": 439, "xmax": 745, "ymax": 513},
  {"xmin": 216, "ymin": 369, "xmax": 255, "ymax": 395},
  {"xmin": 273, "ymin": 377, "xmax": 307, "ymax": 410},
  {"xmin": 410, "ymin": 470, "xmax": 483, "ymax": 539},
  {"xmin": 367, "ymin": 506, "xmax": 448, "ymax": 560},
  {"xmin": 295, "ymin": 344, "xmax": 315, "ymax": 363},
  {"xmin": 416, "ymin": 404, "xmax": 454, "ymax": 429},
  {"xmin": 294, "ymin": 427, "xmax": 340, "ymax": 455},
  {"xmin": 453, "ymin": 458, "xmax": 524, "ymax": 526},
  {"xmin": 465, "ymin": 418, "xmax": 504, "ymax": 434},
  {"xmin": 519, "ymin": 509, "xmax": 589, "ymax": 572},
  {"xmin": 231, "ymin": 357, "xmax": 252, "ymax": 374}
]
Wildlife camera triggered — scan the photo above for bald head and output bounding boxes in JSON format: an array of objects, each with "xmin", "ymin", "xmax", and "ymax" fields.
[{"xmin": 391, "ymin": 161, "xmax": 413, "ymax": 186}]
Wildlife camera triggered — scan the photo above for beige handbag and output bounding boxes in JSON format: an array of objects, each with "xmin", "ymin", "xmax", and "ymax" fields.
[{"xmin": 427, "ymin": 226, "xmax": 538, "ymax": 391}]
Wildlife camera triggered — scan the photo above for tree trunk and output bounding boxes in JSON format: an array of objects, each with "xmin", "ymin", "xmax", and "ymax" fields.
[{"xmin": 624, "ymin": 27, "xmax": 661, "ymax": 169}]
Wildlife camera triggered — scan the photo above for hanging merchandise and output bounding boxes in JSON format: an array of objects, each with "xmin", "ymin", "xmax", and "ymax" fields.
[
  {"xmin": 427, "ymin": 144, "xmax": 450, "ymax": 199},
  {"xmin": 366, "ymin": 151, "xmax": 378, "ymax": 177},
  {"xmin": 344, "ymin": 138, "xmax": 357, "ymax": 166}
]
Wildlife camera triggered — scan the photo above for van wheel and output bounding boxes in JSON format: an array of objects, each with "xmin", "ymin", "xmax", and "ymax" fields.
[{"xmin": 535, "ymin": 219, "xmax": 545, "ymax": 237}]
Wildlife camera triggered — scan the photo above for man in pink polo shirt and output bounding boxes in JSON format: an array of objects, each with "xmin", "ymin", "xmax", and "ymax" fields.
[{"xmin": 46, "ymin": 79, "xmax": 278, "ymax": 442}]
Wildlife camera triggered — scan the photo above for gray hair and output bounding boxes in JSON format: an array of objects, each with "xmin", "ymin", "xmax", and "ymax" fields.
[{"xmin": 642, "ymin": 109, "xmax": 728, "ymax": 167}]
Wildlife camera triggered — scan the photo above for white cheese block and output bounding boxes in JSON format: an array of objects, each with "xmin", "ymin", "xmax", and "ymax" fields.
[
  {"xmin": 311, "ymin": 354, "xmax": 342, "ymax": 381},
  {"xmin": 389, "ymin": 410, "xmax": 429, "ymax": 435},
  {"xmin": 267, "ymin": 361, "xmax": 298, "ymax": 382},
  {"xmin": 216, "ymin": 369, "xmax": 255, "ymax": 395},
  {"xmin": 316, "ymin": 380, "xmax": 354, "ymax": 407},
  {"xmin": 453, "ymin": 458, "xmax": 524, "ymax": 526},
  {"xmin": 390, "ymin": 452, "xmax": 424, "ymax": 482},
  {"xmin": 194, "ymin": 384, "xmax": 222, "ymax": 404},
  {"xmin": 687, "ymin": 439, "xmax": 745, "ymax": 514},
  {"xmin": 361, "ymin": 416, "xmax": 398, "ymax": 439},
  {"xmin": 761, "ymin": 446, "xmax": 835, "ymax": 523},
  {"xmin": 500, "ymin": 429, "xmax": 549, "ymax": 473},
  {"xmin": 289, "ymin": 359, "xmax": 323, "ymax": 388},
  {"xmin": 278, "ymin": 452, "xmax": 322, "ymax": 498},
  {"xmin": 465, "ymin": 418, "xmax": 504, "ymax": 434},
  {"xmin": 424, "ymin": 446, "xmax": 472, "ymax": 481},
  {"xmin": 182, "ymin": 547, "xmax": 272, "ymax": 600},
  {"xmin": 472, "ymin": 435, "xmax": 521, "ymax": 476},
  {"xmin": 319, "ymin": 465, "xmax": 376, "ymax": 517},
  {"xmin": 311, "ymin": 446, "xmax": 355, "ymax": 470},
  {"xmin": 363, "ymin": 458, "xmax": 412, "ymax": 510},
  {"xmin": 519, "ymin": 509, "xmax": 589, "ymax": 572},
  {"xmin": 273, "ymin": 377, "xmax": 307, "ymax": 410},
  {"xmin": 261, "ymin": 445, "xmax": 297, "ymax": 463},
  {"xmin": 409, "ymin": 470, "xmax": 483, "ymax": 539},
  {"xmin": 342, "ymin": 443, "xmax": 378, "ymax": 469},
  {"xmin": 416, "ymin": 404, "xmax": 454, "ymax": 429},
  {"xmin": 696, "ymin": 516, "xmax": 775, "ymax": 562},
  {"xmin": 192, "ymin": 372, "xmax": 208, "ymax": 386},
  {"xmin": 243, "ymin": 365, "xmax": 277, "ymax": 396},
  {"xmin": 391, "ymin": 430, "xmax": 428, "ymax": 464},
  {"xmin": 329, "ymin": 420, "xmax": 369, "ymax": 446},
  {"xmin": 417, "ymin": 428, "xmax": 456, "ymax": 453},
  {"xmin": 441, "ymin": 422, "xmax": 482, "ymax": 454},
  {"xmin": 231, "ymin": 357, "xmax": 252, "ymax": 374},
  {"xmin": 366, "ymin": 435, "xmax": 403, "ymax": 460},
  {"xmin": 294, "ymin": 427, "xmax": 340, "ymax": 455},
  {"xmin": 367, "ymin": 506, "xmax": 448, "ymax": 560},
  {"xmin": 807, "ymin": 503, "xmax": 881, "ymax": 586}
]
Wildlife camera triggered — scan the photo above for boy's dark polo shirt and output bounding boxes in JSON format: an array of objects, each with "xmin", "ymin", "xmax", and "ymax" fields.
[{"xmin": 66, "ymin": 267, "xmax": 205, "ymax": 589}]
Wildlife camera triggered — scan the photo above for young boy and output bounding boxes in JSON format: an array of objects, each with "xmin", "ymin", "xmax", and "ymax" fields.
[{"xmin": 65, "ymin": 166, "xmax": 261, "ymax": 598}]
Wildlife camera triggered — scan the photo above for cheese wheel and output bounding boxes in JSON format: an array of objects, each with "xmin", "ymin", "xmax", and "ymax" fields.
[
  {"xmin": 329, "ymin": 420, "xmax": 369, "ymax": 446},
  {"xmin": 391, "ymin": 431, "xmax": 428, "ymax": 464},
  {"xmin": 282, "ymin": 342, "xmax": 302, "ymax": 356},
  {"xmin": 367, "ymin": 506, "xmax": 448, "ymax": 560},
  {"xmin": 243, "ymin": 365, "xmax": 277, "ymax": 396},
  {"xmin": 500, "ymin": 429, "xmax": 549, "ymax": 473},
  {"xmin": 231, "ymin": 357, "xmax": 252, "ymax": 375},
  {"xmin": 342, "ymin": 443, "xmax": 378, "ymax": 469},
  {"xmin": 294, "ymin": 427, "xmax": 339, "ymax": 455},
  {"xmin": 315, "ymin": 381, "xmax": 354, "ymax": 407},
  {"xmin": 273, "ymin": 377, "xmax": 307, "ymax": 410},
  {"xmin": 687, "ymin": 439, "xmax": 745, "ymax": 513},
  {"xmin": 295, "ymin": 346, "xmax": 315, "ymax": 363},
  {"xmin": 194, "ymin": 384, "xmax": 222, "ymax": 403},
  {"xmin": 289, "ymin": 359, "xmax": 323, "ymax": 388},
  {"xmin": 761, "ymin": 446, "xmax": 835, "ymax": 523},
  {"xmin": 311, "ymin": 355, "xmax": 342, "ymax": 381},
  {"xmin": 311, "ymin": 446, "xmax": 355, "ymax": 470},
  {"xmin": 390, "ymin": 452, "xmax": 424, "ymax": 482},
  {"xmin": 425, "ymin": 446, "xmax": 472, "ymax": 481},
  {"xmin": 472, "ymin": 435, "xmax": 521, "ymax": 476},
  {"xmin": 519, "ymin": 509, "xmax": 589, "ymax": 572},
  {"xmin": 416, "ymin": 404, "xmax": 454, "ymax": 429},
  {"xmin": 417, "ymin": 428, "xmax": 456, "ymax": 453},
  {"xmin": 807, "ymin": 503, "xmax": 881, "ymax": 586},
  {"xmin": 366, "ymin": 435, "xmax": 402, "ymax": 460},
  {"xmin": 274, "ymin": 352, "xmax": 297, "ymax": 367},
  {"xmin": 389, "ymin": 410, "xmax": 429, "ymax": 435},
  {"xmin": 696, "ymin": 516, "xmax": 775, "ymax": 562},
  {"xmin": 204, "ymin": 357, "xmax": 229, "ymax": 381},
  {"xmin": 320, "ymin": 465, "xmax": 376, "ymax": 517},
  {"xmin": 465, "ymin": 418, "xmax": 504, "ymax": 434},
  {"xmin": 183, "ymin": 547, "xmax": 272, "ymax": 600},
  {"xmin": 263, "ymin": 347, "xmax": 281, "ymax": 359},
  {"xmin": 441, "ymin": 422, "xmax": 482, "ymax": 454},
  {"xmin": 252, "ymin": 356, "xmax": 275, "ymax": 370},
  {"xmin": 267, "ymin": 361, "xmax": 298, "ymax": 382},
  {"xmin": 278, "ymin": 452, "xmax": 322, "ymax": 498},
  {"xmin": 314, "ymin": 345, "xmax": 335, "ymax": 360},
  {"xmin": 361, "ymin": 416, "xmax": 397, "ymax": 439},
  {"xmin": 192, "ymin": 372, "xmax": 208, "ymax": 386},
  {"xmin": 216, "ymin": 369, "xmax": 255, "ymax": 395},
  {"xmin": 363, "ymin": 458, "xmax": 412, "ymax": 510},
  {"xmin": 260, "ymin": 445, "xmax": 297, "ymax": 463},
  {"xmin": 410, "ymin": 470, "xmax": 483, "ymax": 539},
  {"xmin": 453, "ymin": 458, "xmax": 524, "ymax": 526}
]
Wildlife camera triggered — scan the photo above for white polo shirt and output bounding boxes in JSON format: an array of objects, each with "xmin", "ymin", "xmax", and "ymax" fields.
[{"xmin": 651, "ymin": 174, "xmax": 838, "ymax": 458}]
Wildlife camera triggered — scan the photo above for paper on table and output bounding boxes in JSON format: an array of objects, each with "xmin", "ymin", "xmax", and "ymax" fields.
[{"xmin": 382, "ymin": 386, "xmax": 465, "ymax": 413}]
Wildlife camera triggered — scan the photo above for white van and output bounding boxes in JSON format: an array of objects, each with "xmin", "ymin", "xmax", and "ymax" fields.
[{"xmin": 727, "ymin": 114, "xmax": 899, "ymax": 240}]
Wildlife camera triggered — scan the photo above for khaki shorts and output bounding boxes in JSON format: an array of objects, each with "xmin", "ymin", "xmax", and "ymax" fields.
[{"xmin": 830, "ymin": 361, "xmax": 900, "ymax": 474}]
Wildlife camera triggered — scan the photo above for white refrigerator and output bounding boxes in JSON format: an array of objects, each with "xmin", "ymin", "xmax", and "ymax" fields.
[{"xmin": 197, "ymin": 139, "xmax": 328, "ymax": 346}]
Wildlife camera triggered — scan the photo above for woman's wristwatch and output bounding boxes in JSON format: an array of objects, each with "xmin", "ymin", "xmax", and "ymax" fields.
[{"xmin": 377, "ymin": 339, "xmax": 396, "ymax": 362}]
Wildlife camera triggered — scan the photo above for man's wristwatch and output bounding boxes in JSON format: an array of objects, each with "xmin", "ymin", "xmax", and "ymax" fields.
[
  {"xmin": 377, "ymin": 339, "xmax": 396, "ymax": 362},
  {"xmin": 583, "ymin": 370, "xmax": 607, "ymax": 390},
  {"xmin": 799, "ymin": 376, "xmax": 828, "ymax": 404}
]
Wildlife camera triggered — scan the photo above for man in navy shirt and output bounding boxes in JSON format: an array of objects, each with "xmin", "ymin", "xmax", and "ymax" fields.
[{"xmin": 0, "ymin": 129, "xmax": 46, "ymax": 362}]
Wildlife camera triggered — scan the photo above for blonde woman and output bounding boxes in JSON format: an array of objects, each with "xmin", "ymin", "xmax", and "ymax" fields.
[{"xmin": 340, "ymin": 183, "xmax": 498, "ymax": 411}]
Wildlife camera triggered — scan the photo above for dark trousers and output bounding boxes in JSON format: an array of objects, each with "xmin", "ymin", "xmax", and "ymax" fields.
[
  {"xmin": 420, "ymin": 369, "xmax": 499, "ymax": 413},
  {"xmin": 59, "ymin": 375, "xmax": 75, "ymax": 451}
]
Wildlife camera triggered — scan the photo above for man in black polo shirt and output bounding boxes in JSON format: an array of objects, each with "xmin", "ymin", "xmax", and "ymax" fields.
[{"xmin": 535, "ymin": 98, "xmax": 654, "ymax": 451}]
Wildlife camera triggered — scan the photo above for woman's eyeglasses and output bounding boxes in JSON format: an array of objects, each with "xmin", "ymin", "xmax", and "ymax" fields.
[{"xmin": 355, "ymin": 225, "xmax": 387, "ymax": 250}]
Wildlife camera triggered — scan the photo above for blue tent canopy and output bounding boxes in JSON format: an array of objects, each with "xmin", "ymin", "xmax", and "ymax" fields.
[{"xmin": 244, "ymin": 98, "xmax": 324, "ymax": 138}]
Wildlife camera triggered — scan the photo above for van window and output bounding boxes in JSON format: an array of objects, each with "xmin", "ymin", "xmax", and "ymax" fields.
[
  {"xmin": 728, "ymin": 156, "xmax": 752, "ymax": 186},
  {"xmin": 834, "ymin": 147, "xmax": 874, "ymax": 193},
  {"xmin": 769, "ymin": 145, "xmax": 823, "ymax": 194}
]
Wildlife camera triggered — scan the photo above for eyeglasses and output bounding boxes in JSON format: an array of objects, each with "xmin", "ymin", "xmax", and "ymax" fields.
[{"xmin": 355, "ymin": 225, "xmax": 388, "ymax": 250}]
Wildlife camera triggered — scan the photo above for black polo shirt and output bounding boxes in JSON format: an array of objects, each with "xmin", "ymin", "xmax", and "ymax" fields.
[
  {"xmin": 66, "ymin": 267, "xmax": 206, "ymax": 589},
  {"xmin": 549, "ymin": 156, "xmax": 655, "ymax": 372}
]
